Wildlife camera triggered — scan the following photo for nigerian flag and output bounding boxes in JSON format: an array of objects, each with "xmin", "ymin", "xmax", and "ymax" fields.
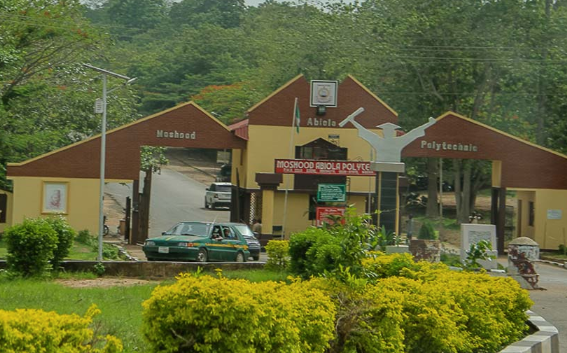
[{"xmin": 294, "ymin": 98, "xmax": 300, "ymax": 133}]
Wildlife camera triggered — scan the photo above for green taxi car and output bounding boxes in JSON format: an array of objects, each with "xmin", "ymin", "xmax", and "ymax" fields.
[{"xmin": 143, "ymin": 221, "xmax": 250, "ymax": 262}]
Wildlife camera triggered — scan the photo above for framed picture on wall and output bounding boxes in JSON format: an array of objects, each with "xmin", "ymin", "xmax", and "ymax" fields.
[{"xmin": 42, "ymin": 182, "xmax": 68, "ymax": 214}]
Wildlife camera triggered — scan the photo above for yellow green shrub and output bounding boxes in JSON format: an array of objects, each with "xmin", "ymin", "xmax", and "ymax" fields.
[
  {"xmin": 324, "ymin": 253, "xmax": 531, "ymax": 353},
  {"xmin": 378, "ymin": 276, "xmax": 474, "ymax": 353},
  {"xmin": 418, "ymin": 270, "xmax": 532, "ymax": 351},
  {"xmin": 264, "ymin": 240, "xmax": 289, "ymax": 271},
  {"xmin": 142, "ymin": 273, "xmax": 335, "ymax": 353},
  {"xmin": 305, "ymin": 277, "xmax": 406, "ymax": 353},
  {"xmin": 0, "ymin": 305, "xmax": 123, "ymax": 353}
]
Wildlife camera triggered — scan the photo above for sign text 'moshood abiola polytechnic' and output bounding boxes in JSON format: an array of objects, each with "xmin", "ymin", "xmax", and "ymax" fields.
[
  {"xmin": 156, "ymin": 130, "xmax": 196, "ymax": 139},
  {"xmin": 420, "ymin": 140, "xmax": 478, "ymax": 152},
  {"xmin": 275, "ymin": 159, "xmax": 375, "ymax": 176}
]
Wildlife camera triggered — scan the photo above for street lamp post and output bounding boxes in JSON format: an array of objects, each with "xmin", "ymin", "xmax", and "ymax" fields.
[{"xmin": 83, "ymin": 64, "xmax": 134, "ymax": 262}]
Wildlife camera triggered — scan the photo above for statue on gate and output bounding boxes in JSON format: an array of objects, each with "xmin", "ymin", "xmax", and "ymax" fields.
[{"xmin": 339, "ymin": 107, "xmax": 436, "ymax": 163}]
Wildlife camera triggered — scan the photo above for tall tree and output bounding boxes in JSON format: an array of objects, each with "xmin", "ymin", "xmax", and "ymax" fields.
[{"xmin": 169, "ymin": 0, "xmax": 246, "ymax": 29}]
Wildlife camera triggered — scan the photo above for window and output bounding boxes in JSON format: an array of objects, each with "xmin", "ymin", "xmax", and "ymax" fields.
[{"xmin": 528, "ymin": 201, "xmax": 535, "ymax": 226}]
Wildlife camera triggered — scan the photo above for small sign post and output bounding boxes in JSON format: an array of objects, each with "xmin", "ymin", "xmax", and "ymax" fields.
[
  {"xmin": 316, "ymin": 206, "xmax": 345, "ymax": 227},
  {"xmin": 317, "ymin": 183, "xmax": 346, "ymax": 202}
]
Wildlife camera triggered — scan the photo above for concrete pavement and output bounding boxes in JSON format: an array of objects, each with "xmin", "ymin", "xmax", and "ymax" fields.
[{"xmin": 524, "ymin": 260, "xmax": 567, "ymax": 352}]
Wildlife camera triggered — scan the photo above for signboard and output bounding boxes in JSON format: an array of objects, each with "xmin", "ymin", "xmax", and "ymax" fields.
[
  {"xmin": 547, "ymin": 209, "xmax": 562, "ymax": 220},
  {"xmin": 275, "ymin": 159, "xmax": 375, "ymax": 176},
  {"xmin": 317, "ymin": 184, "xmax": 346, "ymax": 202},
  {"xmin": 316, "ymin": 207, "xmax": 345, "ymax": 227},
  {"xmin": 460, "ymin": 224, "xmax": 498, "ymax": 270}
]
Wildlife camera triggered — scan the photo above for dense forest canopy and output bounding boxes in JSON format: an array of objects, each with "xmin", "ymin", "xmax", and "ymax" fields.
[{"xmin": 2, "ymin": 0, "xmax": 567, "ymax": 216}]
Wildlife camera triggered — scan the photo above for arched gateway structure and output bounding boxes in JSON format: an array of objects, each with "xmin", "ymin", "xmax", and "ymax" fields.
[{"xmin": 7, "ymin": 75, "xmax": 567, "ymax": 251}]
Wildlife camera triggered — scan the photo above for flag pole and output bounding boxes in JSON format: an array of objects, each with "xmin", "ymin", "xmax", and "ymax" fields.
[{"xmin": 282, "ymin": 98, "xmax": 298, "ymax": 239}]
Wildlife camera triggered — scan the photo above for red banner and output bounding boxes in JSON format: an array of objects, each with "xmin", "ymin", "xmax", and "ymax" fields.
[
  {"xmin": 274, "ymin": 159, "xmax": 375, "ymax": 176},
  {"xmin": 316, "ymin": 207, "xmax": 346, "ymax": 227}
]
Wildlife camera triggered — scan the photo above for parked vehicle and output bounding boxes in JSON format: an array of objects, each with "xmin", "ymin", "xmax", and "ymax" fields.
[
  {"xmin": 204, "ymin": 182, "xmax": 232, "ymax": 210},
  {"xmin": 143, "ymin": 221, "xmax": 250, "ymax": 262},
  {"xmin": 232, "ymin": 223, "xmax": 261, "ymax": 261}
]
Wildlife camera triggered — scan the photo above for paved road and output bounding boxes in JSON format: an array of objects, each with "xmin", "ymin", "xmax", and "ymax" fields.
[
  {"xmin": 527, "ymin": 261, "xmax": 567, "ymax": 352},
  {"xmin": 105, "ymin": 168, "xmax": 229, "ymax": 238}
]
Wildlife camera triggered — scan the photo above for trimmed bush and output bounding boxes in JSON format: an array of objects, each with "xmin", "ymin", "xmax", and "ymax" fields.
[
  {"xmin": 289, "ymin": 208, "xmax": 380, "ymax": 279},
  {"xmin": 4, "ymin": 218, "xmax": 58, "ymax": 276},
  {"xmin": 44, "ymin": 216, "xmax": 76, "ymax": 269},
  {"xmin": 317, "ymin": 253, "xmax": 532, "ymax": 353},
  {"xmin": 142, "ymin": 273, "xmax": 335, "ymax": 353},
  {"xmin": 264, "ymin": 239, "xmax": 290, "ymax": 271},
  {"xmin": 0, "ymin": 305, "xmax": 123, "ymax": 352},
  {"xmin": 418, "ymin": 220, "xmax": 437, "ymax": 239},
  {"xmin": 76, "ymin": 229, "xmax": 96, "ymax": 245},
  {"xmin": 288, "ymin": 227, "xmax": 341, "ymax": 278}
]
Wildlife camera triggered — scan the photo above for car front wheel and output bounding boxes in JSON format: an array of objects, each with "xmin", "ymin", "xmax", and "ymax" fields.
[
  {"xmin": 252, "ymin": 255, "xmax": 260, "ymax": 261},
  {"xmin": 235, "ymin": 252, "xmax": 245, "ymax": 262},
  {"xmin": 198, "ymin": 248, "xmax": 208, "ymax": 262}
]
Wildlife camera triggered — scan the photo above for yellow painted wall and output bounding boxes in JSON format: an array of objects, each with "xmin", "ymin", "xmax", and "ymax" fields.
[
  {"xmin": 11, "ymin": 177, "xmax": 101, "ymax": 234},
  {"xmin": 533, "ymin": 189, "xmax": 567, "ymax": 250},
  {"xmin": 244, "ymin": 125, "xmax": 380, "ymax": 192},
  {"xmin": 0, "ymin": 190, "xmax": 13, "ymax": 233},
  {"xmin": 516, "ymin": 190, "xmax": 535, "ymax": 240},
  {"xmin": 243, "ymin": 124, "xmax": 390, "ymax": 236}
]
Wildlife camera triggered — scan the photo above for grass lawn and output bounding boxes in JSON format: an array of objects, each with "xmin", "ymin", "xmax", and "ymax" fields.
[
  {"xmin": 0, "ymin": 239, "xmax": 5, "ymax": 259},
  {"xmin": 0, "ymin": 277, "xmax": 157, "ymax": 352},
  {"xmin": 0, "ymin": 269, "xmax": 289, "ymax": 352}
]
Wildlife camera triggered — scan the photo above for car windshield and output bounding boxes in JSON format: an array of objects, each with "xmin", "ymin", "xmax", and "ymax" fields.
[
  {"xmin": 165, "ymin": 222, "xmax": 210, "ymax": 237},
  {"xmin": 234, "ymin": 225, "xmax": 255, "ymax": 238},
  {"xmin": 216, "ymin": 185, "xmax": 231, "ymax": 192}
]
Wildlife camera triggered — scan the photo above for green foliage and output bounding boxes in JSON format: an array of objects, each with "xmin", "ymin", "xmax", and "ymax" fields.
[
  {"xmin": 289, "ymin": 207, "xmax": 383, "ymax": 280},
  {"xmin": 559, "ymin": 244, "xmax": 567, "ymax": 255},
  {"xmin": 374, "ymin": 225, "xmax": 401, "ymax": 251},
  {"xmin": 43, "ymin": 216, "xmax": 76, "ymax": 270},
  {"xmin": 362, "ymin": 252, "xmax": 422, "ymax": 280},
  {"xmin": 312, "ymin": 254, "xmax": 532, "ymax": 353},
  {"xmin": 142, "ymin": 273, "xmax": 335, "ymax": 352},
  {"xmin": 191, "ymin": 82, "xmax": 263, "ymax": 124},
  {"xmin": 0, "ymin": 304, "xmax": 123, "ymax": 352},
  {"xmin": 74, "ymin": 230, "xmax": 122, "ymax": 261},
  {"xmin": 93, "ymin": 262, "xmax": 106, "ymax": 277},
  {"xmin": 418, "ymin": 220, "xmax": 437, "ymax": 240},
  {"xmin": 76, "ymin": 229, "xmax": 95, "ymax": 245},
  {"xmin": 140, "ymin": 146, "xmax": 169, "ymax": 173},
  {"xmin": 4, "ymin": 218, "xmax": 58, "ymax": 277},
  {"xmin": 288, "ymin": 227, "xmax": 341, "ymax": 279},
  {"xmin": 464, "ymin": 239, "xmax": 495, "ymax": 269},
  {"xmin": 264, "ymin": 239, "xmax": 289, "ymax": 271}
]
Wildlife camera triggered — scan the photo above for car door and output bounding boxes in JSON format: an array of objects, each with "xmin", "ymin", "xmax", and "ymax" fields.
[
  {"xmin": 220, "ymin": 226, "xmax": 240, "ymax": 261},
  {"xmin": 205, "ymin": 184, "xmax": 214, "ymax": 205},
  {"xmin": 208, "ymin": 225, "xmax": 224, "ymax": 261}
]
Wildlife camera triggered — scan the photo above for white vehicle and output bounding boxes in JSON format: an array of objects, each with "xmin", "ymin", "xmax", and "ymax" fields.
[{"xmin": 204, "ymin": 182, "xmax": 232, "ymax": 210}]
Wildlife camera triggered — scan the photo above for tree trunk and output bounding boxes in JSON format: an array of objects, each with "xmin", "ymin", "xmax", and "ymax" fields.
[{"xmin": 426, "ymin": 158, "xmax": 439, "ymax": 218}]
